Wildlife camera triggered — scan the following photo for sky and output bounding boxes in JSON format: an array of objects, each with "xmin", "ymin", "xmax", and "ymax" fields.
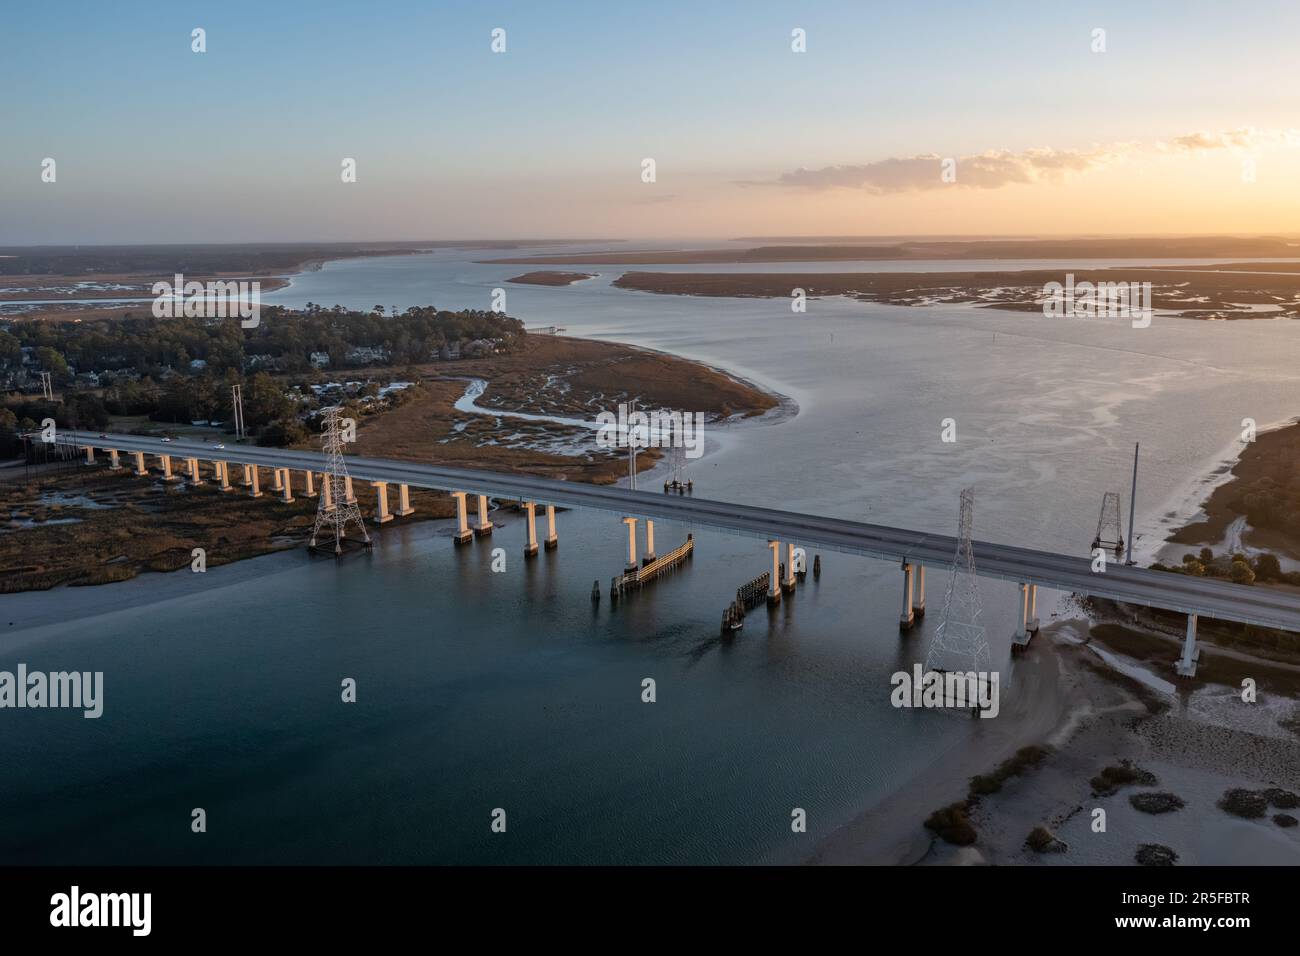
[{"xmin": 3, "ymin": 0, "xmax": 1299, "ymax": 243}]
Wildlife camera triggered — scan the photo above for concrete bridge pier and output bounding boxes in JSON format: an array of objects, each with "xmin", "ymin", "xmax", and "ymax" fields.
[
  {"xmin": 783, "ymin": 542, "xmax": 797, "ymax": 594},
  {"xmin": 767, "ymin": 540, "xmax": 782, "ymax": 606},
  {"xmin": 899, "ymin": 561, "xmax": 916, "ymax": 630},
  {"xmin": 1025, "ymin": 584, "xmax": 1040, "ymax": 635},
  {"xmin": 344, "ymin": 475, "xmax": 356, "ymax": 504},
  {"xmin": 394, "ymin": 484, "xmax": 414, "ymax": 517},
  {"xmin": 523, "ymin": 501, "xmax": 538, "ymax": 557},
  {"xmin": 82, "ymin": 446, "xmax": 94, "ymax": 464},
  {"xmin": 321, "ymin": 477, "xmax": 335, "ymax": 512},
  {"xmin": 1176, "ymin": 613, "xmax": 1200, "ymax": 678},
  {"xmin": 643, "ymin": 519, "xmax": 656, "ymax": 565},
  {"xmin": 914, "ymin": 565, "xmax": 926, "ymax": 618},
  {"xmin": 132, "ymin": 451, "xmax": 146, "ymax": 476},
  {"xmin": 277, "ymin": 469, "xmax": 294, "ymax": 503},
  {"xmin": 1012, "ymin": 582, "xmax": 1031, "ymax": 647},
  {"xmin": 302, "ymin": 471, "xmax": 317, "ymax": 498},
  {"xmin": 186, "ymin": 457, "xmax": 203, "ymax": 485},
  {"xmin": 241, "ymin": 464, "xmax": 252, "ymax": 488},
  {"xmin": 247, "ymin": 465, "xmax": 262, "ymax": 498},
  {"xmin": 160, "ymin": 454, "xmax": 178, "ymax": 482},
  {"xmin": 474, "ymin": 494, "xmax": 493, "ymax": 536},
  {"xmin": 371, "ymin": 481, "xmax": 392, "ymax": 523},
  {"xmin": 271, "ymin": 468, "xmax": 284, "ymax": 493},
  {"xmin": 544, "ymin": 504, "xmax": 558, "ymax": 550},
  {"xmin": 108, "ymin": 449, "xmax": 120, "ymax": 470},
  {"xmin": 623, "ymin": 517, "xmax": 639, "ymax": 573},
  {"xmin": 214, "ymin": 461, "xmax": 232, "ymax": 491},
  {"xmin": 450, "ymin": 491, "xmax": 473, "ymax": 545}
]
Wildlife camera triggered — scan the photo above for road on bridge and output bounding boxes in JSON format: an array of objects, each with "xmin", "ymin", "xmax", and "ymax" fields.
[{"xmin": 57, "ymin": 429, "xmax": 1300, "ymax": 634}]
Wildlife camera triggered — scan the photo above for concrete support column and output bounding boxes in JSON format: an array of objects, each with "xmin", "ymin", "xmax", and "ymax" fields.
[
  {"xmin": 474, "ymin": 494, "xmax": 493, "ymax": 536},
  {"xmin": 160, "ymin": 454, "xmax": 177, "ymax": 482},
  {"xmin": 524, "ymin": 501, "xmax": 538, "ymax": 557},
  {"xmin": 767, "ymin": 540, "xmax": 782, "ymax": 606},
  {"xmin": 344, "ymin": 475, "xmax": 356, "ymax": 504},
  {"xmin": 915, "ymin": 565, "xmax": 926, "ymax": 618},
  {"xmin": 302, "ymin": 470, "xmax": 317, "ymax": 498},
  {"xmin": 623, "ymin": 517, "xmax": 639, "ymax": 572},
  {"xmin": 132, "ymin": 451, "xmax": 146, "ymax": 476},
  {"xmin": 643, "ymin": 519, "xmax": 656, "ymax": 565},
  {"xmin": 544, "ymin": 504, "xmax": 558, "ymax": 550},
  {"xmin": 108, "ymin": 449, "xmax": 120, "ymax": 470},
  {"xmin": 371, "ymin": 481, "xmax": 391, "ymax": 523},
  {"xmin": 783, "ymin": 542, "xmax": 797, "ymax": 593},
  {"xmin": 186, "ymin": 457, "xmax": 202, "ymax": 485},
  {"xmin": 1013, "ymin": 583, "xmax": 1029, "ymax": 640},
  {"xmin": 899, "ymin": 562, "xmax": 915, "ymax": 630},
  {"xmin": 248, "ymin": 464, "xmax": 262, "ymax": 498},
  {"xmin": 321, "ymin": 476, "xmax": 334, "ymax": 512},
  {"xmin": 451, "ymin": 491, "xmax": 473, "ymax": 545},
  {"xmin": 279, "ymin": 469, "xmax": 294, "ymax": 503},
  {"xmin": 82, "ymin": 446, "xmax": 95, "ymax": 464},
  {"xmin": 1026, "ymin": 584, "xmax": 1039, "ymax": 634},
  {"xmin": 394, "ymin": 483, "xmax": 414, "ymax": 516},
  {"xmin": 271, "ymin": 468, "xmax": 284, "ymax": 492},
  {"xmin": 241, "ymin": 464, "xmax": 252, "ymax": 487},
  {"xmin": 215, "ymin": 460, "xmax": 232, "ymax": 492},
  {"xmin": 1176, "ymin": 613, "xmax": 1200, "ymax": 678}
]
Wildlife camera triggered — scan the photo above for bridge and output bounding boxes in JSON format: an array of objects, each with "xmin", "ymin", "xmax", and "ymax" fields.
[{"xmin": 53, "ymin": 429, "xmax": 1300, "ymax": 676}]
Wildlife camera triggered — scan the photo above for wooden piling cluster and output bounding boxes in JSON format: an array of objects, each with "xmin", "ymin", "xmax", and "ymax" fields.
[
  {"xmin": 722, "ymin": 570, "xmax": 772, "ymax": 632},
  {"xmin": 610, "ymin": 534, "xmax": 694, "ymax": 600}
]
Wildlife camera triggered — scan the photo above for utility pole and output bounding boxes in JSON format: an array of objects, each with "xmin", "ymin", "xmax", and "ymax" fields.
[
  {"xmin": 39, "ymin": 371, "xmax": 53, "ymax": 402},
  {"xmin": 1126, "ymin": 442, "xmax": 1139, "ymax": 565},
  {"xmin": 231, "ymin": 384, "xmax": 245, "ymax": 440},
  {"xmin": 627, "ymin": 398, "xmax": 638, "ymax": 491}
]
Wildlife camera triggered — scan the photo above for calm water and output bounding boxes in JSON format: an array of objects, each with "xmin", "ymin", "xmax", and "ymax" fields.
[{"xmin": 5, "ymin": 244, "xmax": 1300, "ymax": 864}]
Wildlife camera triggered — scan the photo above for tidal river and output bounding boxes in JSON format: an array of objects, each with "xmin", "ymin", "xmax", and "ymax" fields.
[{"xmin": 4, "ymin": 243, "xmax": 1300, "ymax": 864}]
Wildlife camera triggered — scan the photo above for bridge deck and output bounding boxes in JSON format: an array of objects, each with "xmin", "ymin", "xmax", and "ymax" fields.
[{"xmin": 57, "ymin": 430, "xmax": 1300, "ymax": 633}]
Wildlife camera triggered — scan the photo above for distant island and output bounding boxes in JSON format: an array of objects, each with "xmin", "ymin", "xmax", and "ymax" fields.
[
  {"xmin": 507, "ymin": 271, "xmax": 597, "ymax": 286},
  {"xmin": 610, "ymin": 267, "xmax": 1300, "ymax": 321},
  {"xmin": 482, "ymin": 235, "xmax": 1300, "ymax": 266}
]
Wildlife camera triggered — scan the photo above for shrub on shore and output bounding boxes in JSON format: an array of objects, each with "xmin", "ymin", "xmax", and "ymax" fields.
[
  {"xmin": 924, "ymin": 802, "xmax": 976, "ymax": 846},
  {"xmin": 969, "ymin": 745, "xmax": 1051, "ymax": 796},
  {"xmin": 1025, "ymin": 825, "xmax": 1066, "ymax": 853},
  {"xmin": 1135, "ymin": 844, "xmax": 1179, "ymax": 866},
  {"xmin": 1218, "ymin": 788, "xmax": 1268, "ymax": 819},
  {"xmin": 1090, "ymin": 760, "xmax": 1157, "ymax": 796},
  {"xmin": 1130, "ymin": 792, "xmax": 1185, "ymax": 814},
  {"xmin": 1274, "ymin": 814, "xmax": 1297, "ymax": 828}
]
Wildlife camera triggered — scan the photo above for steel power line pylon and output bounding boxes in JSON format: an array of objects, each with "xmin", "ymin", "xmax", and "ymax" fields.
[
  {"xmin": 924, "ymin": 487, "xmax": 991, "ymax": 675},
  {"xmin": 1091, "ymin": 491, "xmax": 1124, "ymax": 559},
  {"xmin": 309, "ymin": 406, "xmax": 371, "ymax": 556}
]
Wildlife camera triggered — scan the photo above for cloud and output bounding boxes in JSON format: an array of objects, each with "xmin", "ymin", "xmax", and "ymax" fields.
[
  {"xmin": 1165, "ymin": 127, "xmax": 1300, "ymax": 151},
  {"xmin": 764, "ymin": 128, "xmax": 1300, "ymax": 193}
]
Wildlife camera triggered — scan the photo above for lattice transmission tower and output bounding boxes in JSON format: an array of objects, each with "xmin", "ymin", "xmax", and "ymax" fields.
[
  {"xmin": 924, "ymin": 487, "xmax": 991, "ymax": 674},
  {"xmin": 663, "ymin": 444, "xmax": 693, "ymax": 493},
  {"xmin": 309, "ymin": 406, "xmax": 371, "ymax": 556},
  {"xmin": 1091, "ymin": 491, "xmax": 1125, "ymax": 559}
]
